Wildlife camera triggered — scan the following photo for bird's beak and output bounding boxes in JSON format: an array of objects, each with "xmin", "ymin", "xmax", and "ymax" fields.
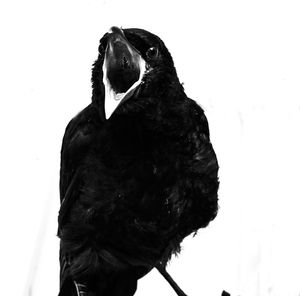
[{"xmin": 102, "ymin": 26, "xmax": 146, "ymax": 119}]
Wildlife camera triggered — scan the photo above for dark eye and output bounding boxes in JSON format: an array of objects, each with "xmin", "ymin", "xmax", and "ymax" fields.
[{"xmin": 146, "ymin": 47, "xmax": 158, "ymax": 59}]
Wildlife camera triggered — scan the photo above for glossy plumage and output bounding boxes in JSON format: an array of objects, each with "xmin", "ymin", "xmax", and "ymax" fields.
[{"xmin": 58, "ymin": 27, "xmax": 219, "ymax": 296}]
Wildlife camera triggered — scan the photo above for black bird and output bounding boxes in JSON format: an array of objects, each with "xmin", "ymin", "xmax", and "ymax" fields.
[{"xmin": 58, "ymin": 26, "xmax": 219, "ymax": 296}]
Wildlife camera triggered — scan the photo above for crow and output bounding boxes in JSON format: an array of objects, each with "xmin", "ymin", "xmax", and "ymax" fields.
[{"xmin": 58, "ymin": 26, "xmax": 219, "ymax": 296}]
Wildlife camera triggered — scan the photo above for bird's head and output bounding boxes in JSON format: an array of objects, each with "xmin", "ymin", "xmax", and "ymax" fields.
[{"xmin": 91, "ymin": 27, "xmax": 183, "ymax": 120}]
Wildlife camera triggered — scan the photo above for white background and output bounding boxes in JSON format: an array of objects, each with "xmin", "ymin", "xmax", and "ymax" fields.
[{"xmin": 1, "ymin": 0, "xmax": 300, "ymax": 295}]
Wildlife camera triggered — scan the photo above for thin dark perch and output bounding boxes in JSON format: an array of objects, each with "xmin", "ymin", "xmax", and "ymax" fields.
[{"xmin": 156, "ymin": 264, "xmax": 188, "ymax": 296}]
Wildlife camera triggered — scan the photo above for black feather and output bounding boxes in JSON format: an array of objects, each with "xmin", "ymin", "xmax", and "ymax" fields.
[{"xmin": 58, "ymin": 27, "xmax": 219, "ymax": 296}]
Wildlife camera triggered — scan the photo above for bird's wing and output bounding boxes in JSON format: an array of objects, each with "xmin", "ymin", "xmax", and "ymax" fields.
[
  {"xmin": 158, "ymin": 98, "xmax": 218, "ymax": 247},
  {"xmin": 177, "ymin": 98, "xmax": 219, "ymax": 235},
  {"xmin": 58, "ymin": 103, "xmax": 102, "ymax": 228},
  {"xmin": 58, "ymin": 103, "xmax": 103, "ymax": 293}
]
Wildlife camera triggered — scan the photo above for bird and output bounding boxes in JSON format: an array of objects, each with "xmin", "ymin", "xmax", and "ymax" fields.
[{"xmin": 57, "ymin": 26, "xmax": 219, "ymax": 296}]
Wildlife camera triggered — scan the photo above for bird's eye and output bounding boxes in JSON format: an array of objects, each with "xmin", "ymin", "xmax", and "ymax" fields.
[{"xmin": 146, "ymin": 47, "xmax": 158, "ymax": 59}]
